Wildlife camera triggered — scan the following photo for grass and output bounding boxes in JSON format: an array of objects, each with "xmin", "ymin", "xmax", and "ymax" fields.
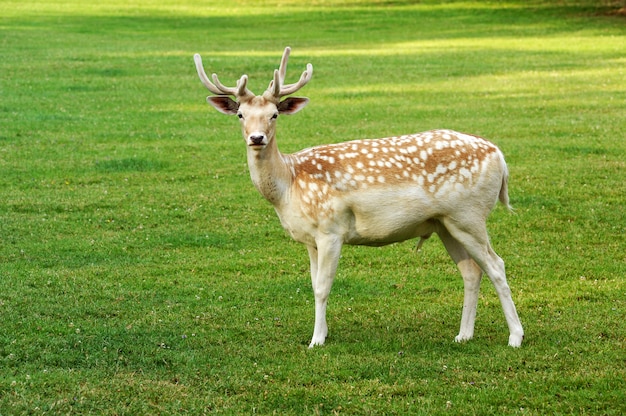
[{"xmin": 1, "ymin": 0, "xmax": 625, "ymax": 414}]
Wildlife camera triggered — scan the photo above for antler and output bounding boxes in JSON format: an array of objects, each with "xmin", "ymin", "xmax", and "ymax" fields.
[
  {"xmin": 265, "ymin": 47, "xmax": 313, "ymax": 101},
  {"xmin": 194, "ymin": 53, "xmax": 254, "ymax": 100}
]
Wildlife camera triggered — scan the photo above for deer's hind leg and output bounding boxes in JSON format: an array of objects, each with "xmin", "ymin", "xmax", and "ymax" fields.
[
  {"xmin": 437, "ymin": 225, "xmax": 483, "ymax": 343},
  {"xmin": 439, "ymin": 217, "xmax": 524, "ymax": 347}
]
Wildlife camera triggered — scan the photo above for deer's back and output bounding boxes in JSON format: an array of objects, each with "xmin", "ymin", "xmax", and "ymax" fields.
[{"xmin": 280, "ymin": 130, "xmax": 508, "ymax": 245}]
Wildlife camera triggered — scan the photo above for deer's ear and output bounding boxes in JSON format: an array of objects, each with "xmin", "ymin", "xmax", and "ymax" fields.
[
  {"xmin": 207, "ymin": 96, "xmax": 239, "ymax": 115},
  {"xmin": 278, "ymin": 97, "xmax": 309, "ymax": 115}
]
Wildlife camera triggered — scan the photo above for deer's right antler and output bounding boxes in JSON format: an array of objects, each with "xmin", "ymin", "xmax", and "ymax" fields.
[{"xmin": 194, "ymin": 53, "xmax": 254, "ymax": 101}]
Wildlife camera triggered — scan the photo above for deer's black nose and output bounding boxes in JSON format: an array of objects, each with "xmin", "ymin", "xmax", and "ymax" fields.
[{"xmin": 249, "ymin": 135, "xmax": 265, "ymax": 145}]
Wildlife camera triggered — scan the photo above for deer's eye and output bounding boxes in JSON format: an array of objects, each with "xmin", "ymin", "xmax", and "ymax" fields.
[
  {"xmin": 237, "ymin": 112, "xmax": 244, "ymax": 119},
  {"xmin": 271, "ymin": 113, "xmax": 278, "ymax": 120}
]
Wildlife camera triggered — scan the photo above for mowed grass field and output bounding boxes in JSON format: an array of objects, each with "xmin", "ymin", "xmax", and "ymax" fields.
[{"xmin": 1, "ymin": 0, "xmax": 625, "ymax": 414}]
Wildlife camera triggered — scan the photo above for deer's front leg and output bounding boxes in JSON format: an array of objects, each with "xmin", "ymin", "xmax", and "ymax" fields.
[{"xmin": 307, "ymin": 237, "xmax": 342, "ymax": 348}]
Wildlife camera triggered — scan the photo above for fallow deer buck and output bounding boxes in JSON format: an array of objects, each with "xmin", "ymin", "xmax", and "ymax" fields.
[{"xmin": 194, "ymin": 47, "xmax": 524, "ymax": 348}]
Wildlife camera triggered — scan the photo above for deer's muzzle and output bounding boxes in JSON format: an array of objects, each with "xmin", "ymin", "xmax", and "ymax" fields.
[{"xmin": 248, "ymin": 133, "xmax": 267, "ymax": 147}]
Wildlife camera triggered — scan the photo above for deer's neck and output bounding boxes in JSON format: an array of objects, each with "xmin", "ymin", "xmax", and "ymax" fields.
[{"xmin": 246, "ymin": 137, "xmax": 293, "ymax": 206}]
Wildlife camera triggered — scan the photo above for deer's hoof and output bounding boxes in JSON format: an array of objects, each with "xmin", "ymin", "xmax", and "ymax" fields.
[
  {"xmin": 454, "ymin": 334, "xmax": 473, "ymax": 343},
  {"xmin": 508, "ymin": 333, "xmax": 524, "ymax": 348}
]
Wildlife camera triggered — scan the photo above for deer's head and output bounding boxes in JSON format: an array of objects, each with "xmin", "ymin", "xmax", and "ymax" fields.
[{"xmin": 194, "ymin": 47, "xmax": 312, "ymax": 149}]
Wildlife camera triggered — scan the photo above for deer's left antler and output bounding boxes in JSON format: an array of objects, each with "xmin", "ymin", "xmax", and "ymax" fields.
[{"xmin": 265, "ymin": 47, "xmax": 313, "ymax": 101}]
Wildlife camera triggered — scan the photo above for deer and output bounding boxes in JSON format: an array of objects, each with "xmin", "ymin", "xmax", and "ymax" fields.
[{"xmin": 193, "ymin": 47, "xmax": 524, "ymax": 348}]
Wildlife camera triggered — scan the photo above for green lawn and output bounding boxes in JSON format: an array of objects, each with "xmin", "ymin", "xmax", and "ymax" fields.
[{"xmin": 1, "ymin": 0, "xmax": 625, "ymax": 414}]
